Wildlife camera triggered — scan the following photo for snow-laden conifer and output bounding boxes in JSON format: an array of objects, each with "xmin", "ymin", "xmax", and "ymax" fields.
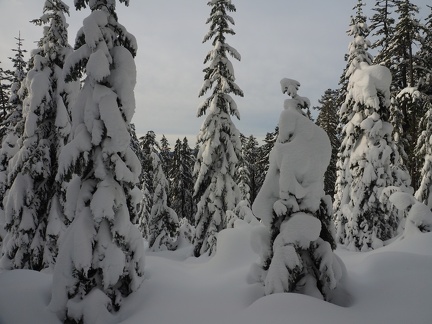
[
  {"xmin": 334, "ymin": 61, "xmax": 411, "ymax": 251},
  {"xmin": 170, "ymin": 138, "xmax": 195, "ymax": 223},
  {"xmin": 0, "ymin": 0, "xmax": 75, "ymax": 271},
  {"xmin": 0, "ymin": 35, "xmax": 27, "ymax": 264},
  {"xmin": 251, "ymin": 79, "xmax": 343, "ymax": 301},
  {"xmin": 137, "ymin": 131, "xmax": 159, "ymax": 239},
  {"xmin": 0, "ymin": 62, "xmax": 13, "ymax": 141},
  {"xmin": 148, "ymin": 152, "xmax": 179, "ymax": 251},
  {"xmin": 315, "ymin": 89, "xmax": 341, "ymax": 198},
  {"xmin": 193, "ymin": 0, "xmax": 243, "ymax": 257},
  {"xmin": 0, "ymin": 35, "xmax": 27, "ymax": 227},
  {"xmin": 415, "ymin": 101, "xmax": 432, "ymax": 207},
  {"xmin": 49, "ymin": 1, "xmax": 145, "ymax": 322}
]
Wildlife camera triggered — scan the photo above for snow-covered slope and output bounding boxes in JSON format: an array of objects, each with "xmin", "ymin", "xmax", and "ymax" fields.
[{"xmin": 0, "ymin": 220, "xmax": 431, "ymax": 324}]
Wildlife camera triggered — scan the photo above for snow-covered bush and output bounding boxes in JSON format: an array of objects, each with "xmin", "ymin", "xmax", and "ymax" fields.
[
  {"xmin": 177, "ymin": 218, "xmax": 196, "ymax": 248},
  {"xmin": 389, "ymin": 192, "xmax": 432, "ymax": 237},
  {"xmin": 227, "ymin": 200, "xmax": 259, "ymax": 228},
  {"xmin": 251, "ymin": 79, "xmax": 344, "ymax": 302}
]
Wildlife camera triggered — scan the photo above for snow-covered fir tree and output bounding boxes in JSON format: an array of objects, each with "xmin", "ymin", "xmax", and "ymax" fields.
[
  {"xmin": 415, "ymin": 100, "xmax": 432, "ymax": 208},
  {"xmin": 0, "ymin": 62, "xmax": 12, "ymax": 140},
  {"xmin": 49, "ymin": 1, "xmax": 145, "ymax": 322},
  {"xmin": 385, "ymin": 0, "xmax": 427, "ymax": 188},
  {"xmin": 159, "ymin": 134, "xmax": 172, "ymax": 180},
  {"xmin": 417, "ymin": 5, "xmax": 432, "ymax": 97},
  {"xmin": 128, "ymin": 123, "xmax": 145, "ymax": 227},
  {"xmin": 256, "ymin": 127, "xmax": 278, "ymax": 186},
  {"xmin": 369, "ymin": 0, "xmax": 396, "ymax": 65},
  {"xmin": 338, "ymin": 0, "xmax": 373, "ymax": 98},
  {"xmin": 334, "ymin": 1, "xmax": 373, "ymax": 238},
  {"xmin": 137, "ymin": 131, "xmax": 159, "ymax": 239},
  {"xmin": 0, "ymin": 34, "xmax": 27, "ymax": 251},
  {"xmin": 148, "ymin": 152, "xmax": 179, "ymax": 251},
  {"xmin": 334, "ymin": 60, "xmax": 411, "ymax": 251},
  {"xmin": 169, "ymin": 138, "xmax": 195, "ymax": 223},
  {"xmin": 237, "ymin": 133, "xmax": 252, "ymax": 205},
  {"xmin": 251, "ymin": 79, "xmax": 343, "ymax": 301},
  {"xmin": 243, "ymin": 134, "xmax": 261, "ymax": 204},
  {"xmin": 0, "ymin": 0, "xmax": 75, "ymax": 271},
  {"xmin": 193, "ymin": 0, "xmax": 243, "ymax": 257},
  {"xmin": 315, "ymin": 89, "xmax": 341, "ymax": 198},
  {"xmin": 226, "ymin": 134, "xmax": 259, "ymax": 228}
]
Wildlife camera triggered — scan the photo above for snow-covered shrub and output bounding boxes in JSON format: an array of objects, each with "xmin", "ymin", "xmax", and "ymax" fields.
[
  {"xmin": 177, "ymin": 218, "xmax": 196, "ymax": 247},
  {"xmin": 389, "ymin": 192, "xmax": 432, "ymax": 237},
  {"xmin": 251, "ymin": 79, "xmax": 344, "ymax": 302},
  {"xmin": 227, "ymin": 200, "xmax": 259, "ymax": 228}
]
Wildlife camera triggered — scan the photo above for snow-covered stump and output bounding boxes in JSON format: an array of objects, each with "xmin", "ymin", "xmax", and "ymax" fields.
[{"xmin": 252, "ymin": 79, "xmax": 343, "ymax": 302}]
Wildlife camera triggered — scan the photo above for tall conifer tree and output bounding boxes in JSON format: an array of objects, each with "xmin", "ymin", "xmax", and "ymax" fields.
[
  {"xmin": 49, "ymin": 1, "xmax": 145, "ymax": 321},
  {"xmin": 334, "ymin": 1, "xmax": 411, "ymax": 251},
  {"xmin": 0, "ymin": 34, "xmax": 27, "ymax": 251},
  {"xmin": 0, "ymin": 0, "xmax": 75, "ymax": 271},
  {"xmin": 315, "ymin": 89, "xmax": 341, "ymax": 199},
  {"xmin": 193, "ymin": 0, "xmax": 243, "ymax": 257}
]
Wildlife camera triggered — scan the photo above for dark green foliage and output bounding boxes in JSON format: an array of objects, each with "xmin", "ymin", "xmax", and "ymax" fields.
[
  {"xmin": 315, "ymin": 89, "xmax": 341, "ymax": 199},
  {"xmin": 169, "ymin": 138, "xmax": 195, "ymax": 223}
]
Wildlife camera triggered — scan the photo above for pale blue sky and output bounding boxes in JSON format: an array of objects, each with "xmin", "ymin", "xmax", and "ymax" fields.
[{"xmin": 0, "ymin": 1, "xmax": 430, "ymax": 144}]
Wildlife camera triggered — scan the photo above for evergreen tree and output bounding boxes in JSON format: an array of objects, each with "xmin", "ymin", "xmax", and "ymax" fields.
[
  {"xmin": 148, "ymin": 152, "xmax": 179, "ymax": 251},
  {"xmin": 334, "ymin": 62, "xmax": 411, "ymax": 251},
  {"xmin": 0, "ymin": 34, "xmax": 27, "ymax": 250},
  {"xmin": 417, "ymin": 5, "xmax": 432, "ymax": 98},
  {"xmin": 237, "ymin": 133, "xmax": 251, "ymax": 204},
  {"xmin": 0, "ymin": 62, "xmax": 12, "ymax": 140},
  {"xmin": 170, "ymin": 138, "xmax": 195, "ymax": 223},
  {"xmin": 315, "ymin": 89, "xmax": 341, "ymax": 198},
  {"xmin": 139, "ymin": 130, "xmax": 159, "ymax": 193},
  {"xmin": 244, "ymin": 135, "xmax": 261, "ymax": 204},
  {"xmin": 370, "ymin": 0, "xmax": 396, "ymax": 66},
  {"xmin": 339, "ymin": 0, "xmax": 373, "ymax": 99},
  {"xmin": 193, "ymin": 0, "xmax": 243, "ymax": 256},
  {"xmin": 49, "ymin": 1, "xmax": 145, "ymax": 322},
  {"xmin": 415, "ymin": 101, "xmax": 432, "ymax": 207},
  {"xmin": 0, "ymin": 0, "xmax": 75, "ymax": 271},
  {"xmin": 385, "ymin": 0, "xmax": 427, "ymax": 188},
  {"xmin": 334, "ymin": 3, "xmax": 411, "ymax": 251},
  {"xmin": 137, "ymin": 131, "xmax": 159, "ymax": 239},
  {"xmin": 159, "ymin": 134, "xmax": 171, "ymax": 176},
  {"xmin": 334, "ymin": 2, "xmax": 374, "ymax": 242},
  {"xmin": 257, "ymin": 127, "xmax": 278, "ymax": 185},
  {"xmin": 252, "ymin": 79, "xmax": 343, "ymax": 301}
]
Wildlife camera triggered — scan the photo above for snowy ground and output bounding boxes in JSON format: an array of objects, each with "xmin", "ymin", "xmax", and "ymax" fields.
[{"xmin": 0, "ymin": 221, "xmax": 431, "ymax": 324}]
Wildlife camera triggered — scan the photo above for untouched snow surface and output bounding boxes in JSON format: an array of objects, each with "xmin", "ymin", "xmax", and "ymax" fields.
[{"xmin": 0, "ymin": 221, "xmax": 431, "ymax": 324}]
